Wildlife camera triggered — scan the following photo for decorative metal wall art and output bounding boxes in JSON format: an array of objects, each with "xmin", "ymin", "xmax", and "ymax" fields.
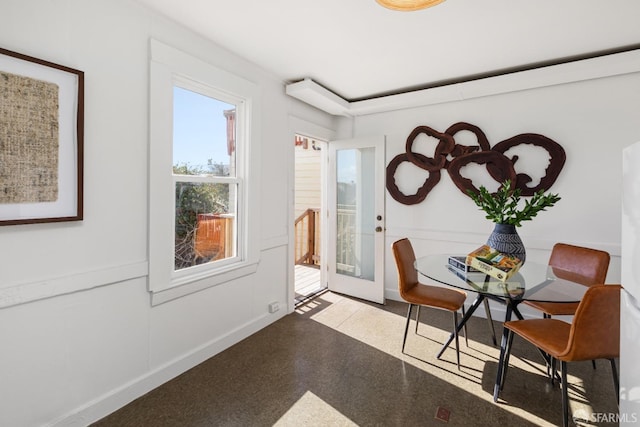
[{"xmin": 386, "ymin": 122, "xmax": 565, "ymax": 205}]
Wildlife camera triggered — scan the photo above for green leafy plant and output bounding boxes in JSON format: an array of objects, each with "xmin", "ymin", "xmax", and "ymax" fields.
[{"xmin": 467, "ymin": 179, "xmax": 561, "ymax": 227}]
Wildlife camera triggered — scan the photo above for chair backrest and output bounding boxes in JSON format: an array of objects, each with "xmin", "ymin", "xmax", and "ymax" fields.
[
  {"xmin": 548, "ymin": 243, "xmax": 610, "ymax": 286},
  {"xmin": 560, "ymin": 284, "xmax": 621, "ymax": 361},
  {"xmin": 391, "ymin": 238, "xmax": 419, "ymax": 297}
]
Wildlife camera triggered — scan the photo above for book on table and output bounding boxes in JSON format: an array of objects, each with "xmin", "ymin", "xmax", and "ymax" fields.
[
  {"xmin": 447, "ymin": 255, "xmax": 481, "ymax": 273},
  {"xmin": 465, "ymin": 244, "xmax": 523, "ymax": 282}
]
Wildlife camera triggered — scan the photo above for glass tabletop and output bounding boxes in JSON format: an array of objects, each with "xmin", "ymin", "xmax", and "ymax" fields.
[{"xmin": 414, "ymin": 254, "xmax": 588, "ymax": 303}]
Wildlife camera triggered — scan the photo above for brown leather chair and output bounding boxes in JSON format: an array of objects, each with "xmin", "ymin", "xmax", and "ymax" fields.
[
  {"xmin": 500, "ymin": 284, "xmax": 621, "ymax": 427},
  {"xmin": 392, "ymin": 238, "xmax": 467, "ymax": 368},
  {"xmin": 524, "ymin": 243, "xmax": 610, "ymax": 317}
]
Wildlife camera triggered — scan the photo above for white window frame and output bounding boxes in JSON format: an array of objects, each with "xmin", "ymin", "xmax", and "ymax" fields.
[
  {"xmin": 172, "ymin": 78, "xmax": 243, "ymax": 275},
  {"xmin": 149, "ymin": 39, "xmax": 261, "ymax": 305}
]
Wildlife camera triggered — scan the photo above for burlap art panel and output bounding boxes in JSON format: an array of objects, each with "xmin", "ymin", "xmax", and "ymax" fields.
[{"xmin": 0, "ymin": 70, "xmax": 59, "ymax": 204}]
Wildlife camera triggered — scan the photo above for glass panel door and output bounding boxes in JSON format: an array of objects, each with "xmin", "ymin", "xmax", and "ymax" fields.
[{"xmin": 328, "ymin": 136, "xmax": 385, "ymax": 304}]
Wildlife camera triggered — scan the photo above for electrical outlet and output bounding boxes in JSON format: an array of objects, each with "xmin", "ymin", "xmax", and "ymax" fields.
[{"xmin": 268, "ymin": 302, "xmax": 280, "ymax": 313}]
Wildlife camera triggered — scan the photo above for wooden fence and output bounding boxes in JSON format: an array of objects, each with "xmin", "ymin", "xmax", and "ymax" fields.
[{"xmin": 194, "ymin": 213, "xmax": 234, "ymax": 263}]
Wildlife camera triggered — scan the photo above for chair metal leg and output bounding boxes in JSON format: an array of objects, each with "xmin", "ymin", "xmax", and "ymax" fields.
[
  {"xmin": 610, "ymin": 358, "xmax": 620, "ymax": 403},
  {"xmin": 500, "ymin": 329, "xmax": 515, "ymax": 390},
  {"xmin": 402, "ymin": 304, "xmax": 414, "ymax": 353},
  {"xmin": 462, "ymin": 305, "xmax": 468, "ymax": 347},
  {"xmin": 561, "ymin": 361, "xmax": 569, "ymax": 427},
  {"xmin": 453, "ymin": 310, "xmax": 460, "ymax": 369},
  {"xmin": 550, "ymin": 357, "xmax": 557, "ymax": 385},
  {"xmin": 493, "ymin": 303, "xmax": 514, "ymax": 402},
  {"xmin": 483, "ymin": 299, "xmax": 497, "ymax": 346},
  {"xmin": 415, "ymin": 305, "xmax": 421, "ymax": 333}
]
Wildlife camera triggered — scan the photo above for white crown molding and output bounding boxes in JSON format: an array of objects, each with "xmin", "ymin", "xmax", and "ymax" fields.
[
  {"xmin": 285, "ymin": 78, "xmax": 352, "ymax": 116},
  {"xmin": 286, "ymin": 49, "xmax": 640, "ymax": 117}
]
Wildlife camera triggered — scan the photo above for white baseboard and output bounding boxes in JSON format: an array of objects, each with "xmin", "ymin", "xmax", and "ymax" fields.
[{"xmin": 49, "ymin": 310, "xmax": 286, "ymax": 427}]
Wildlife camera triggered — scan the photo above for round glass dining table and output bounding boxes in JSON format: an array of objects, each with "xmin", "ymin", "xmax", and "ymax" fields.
[
  {"xmin": 414, "ymin": 254, "xmax": 589, "ymax": 402},
  {"xmin": 414, "ymin": 254, "xmax": 589, "ymax": 305}
]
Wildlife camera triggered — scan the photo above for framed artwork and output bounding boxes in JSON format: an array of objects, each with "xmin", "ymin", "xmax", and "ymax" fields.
[{"xmin": 0, "ymin": 47, "xmax": 84, "ymax": 226}]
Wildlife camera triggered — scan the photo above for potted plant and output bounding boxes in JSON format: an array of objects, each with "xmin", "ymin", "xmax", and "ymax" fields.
[{"xmin": 467, "ymin": 179, "xmax": 561, "ymax": 264}]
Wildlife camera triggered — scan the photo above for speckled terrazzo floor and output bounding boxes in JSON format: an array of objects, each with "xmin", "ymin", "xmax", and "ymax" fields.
[{"xmin": 93, "ymin": 291, "xmax": 618, "ymax": 427}]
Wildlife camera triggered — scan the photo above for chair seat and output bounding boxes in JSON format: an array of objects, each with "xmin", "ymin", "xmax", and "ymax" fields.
[
  {"xmin": 504, "ymin": 318, "xmax": 570, "ymax": 358},
  {"xmin": 522, "ymin": 300, "xmax": 579, "ymax": 316},
  {"xmin": 403, "ymin": 283, "xmax": 466, "ymax": 312}
]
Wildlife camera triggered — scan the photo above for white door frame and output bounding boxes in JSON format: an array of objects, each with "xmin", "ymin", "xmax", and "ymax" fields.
[{"xmin": 288, "ymin": 116, "xmax": 335, "ymax": 312}]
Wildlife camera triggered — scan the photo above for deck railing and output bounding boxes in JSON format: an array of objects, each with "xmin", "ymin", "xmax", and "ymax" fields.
[
  {"xmin": 293, "ymin": 205, "xmax": 357, "ymax": 272},
  {"xmin": 336, "ymin": 204, "xmax": 356, "ymax": 274},
  {"xmin": 294, "ymin": 208, "xmax": 320, "ymax": 266}
]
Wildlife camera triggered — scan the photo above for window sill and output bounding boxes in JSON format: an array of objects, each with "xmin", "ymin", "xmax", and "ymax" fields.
[{"xmin": 150, "ymin": 260, "xmax": 259, "ymax": 306}]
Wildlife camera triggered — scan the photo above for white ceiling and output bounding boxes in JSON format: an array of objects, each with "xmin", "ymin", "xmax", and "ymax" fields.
[{"xmin": 134, "ymin": 0, "xmax": 640, "ymax": 101}]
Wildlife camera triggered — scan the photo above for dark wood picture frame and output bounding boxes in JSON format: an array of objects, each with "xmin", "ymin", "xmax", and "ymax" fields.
[{"xmin": 0, "ymin": 47, "xmax": 84, "ymax": 226}]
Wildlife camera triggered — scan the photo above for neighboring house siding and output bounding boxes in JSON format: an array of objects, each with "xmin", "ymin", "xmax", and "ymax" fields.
[{"xmin": 294, "ymin": 139, "xmax": 321, "ymax": 219}]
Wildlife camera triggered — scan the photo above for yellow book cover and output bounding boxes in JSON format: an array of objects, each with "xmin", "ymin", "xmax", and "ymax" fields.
[{"xmin": 465, "ymin": 245, "xmax": 522, "ymax": 282}]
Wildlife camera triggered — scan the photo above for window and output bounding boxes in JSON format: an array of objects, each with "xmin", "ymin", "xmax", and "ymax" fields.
[
  {"xmin": 149, "ymin": 40, "xmax": 261, "ymax": 304},
  {"xmin": 173, "ymin": 84, "xmax": 239, "ymax": 272}
]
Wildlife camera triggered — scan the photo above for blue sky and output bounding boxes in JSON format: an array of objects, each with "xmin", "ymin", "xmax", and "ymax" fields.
[
  {"xmin": 174, "ymin": 85, "xmax": 357, "ymax": 183},
  {"xmin": 337, "ymin": 149, "xmax": 356, "ymax": 184},
  {"xmin": 173, "ymin": 86, "xmax": 234, "ymax": 170}
]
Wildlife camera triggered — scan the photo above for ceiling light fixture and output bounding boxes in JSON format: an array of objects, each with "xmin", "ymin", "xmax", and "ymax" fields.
[{"xmin": 376, "ymin": 0, "xmax": 446, "ymax": 11}]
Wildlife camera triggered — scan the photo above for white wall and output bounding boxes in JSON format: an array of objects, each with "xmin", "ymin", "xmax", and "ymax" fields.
[
  {"xmin": 0, "ymin": 1, "xmax": 336, "ymax": 426},
  {"xmin": 2, "ymin": 0, "xmax": 637, "ymax": 425},
  {"xmin": 354, "ymin": 70, "xmax": 640, "ymax": 309}
]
